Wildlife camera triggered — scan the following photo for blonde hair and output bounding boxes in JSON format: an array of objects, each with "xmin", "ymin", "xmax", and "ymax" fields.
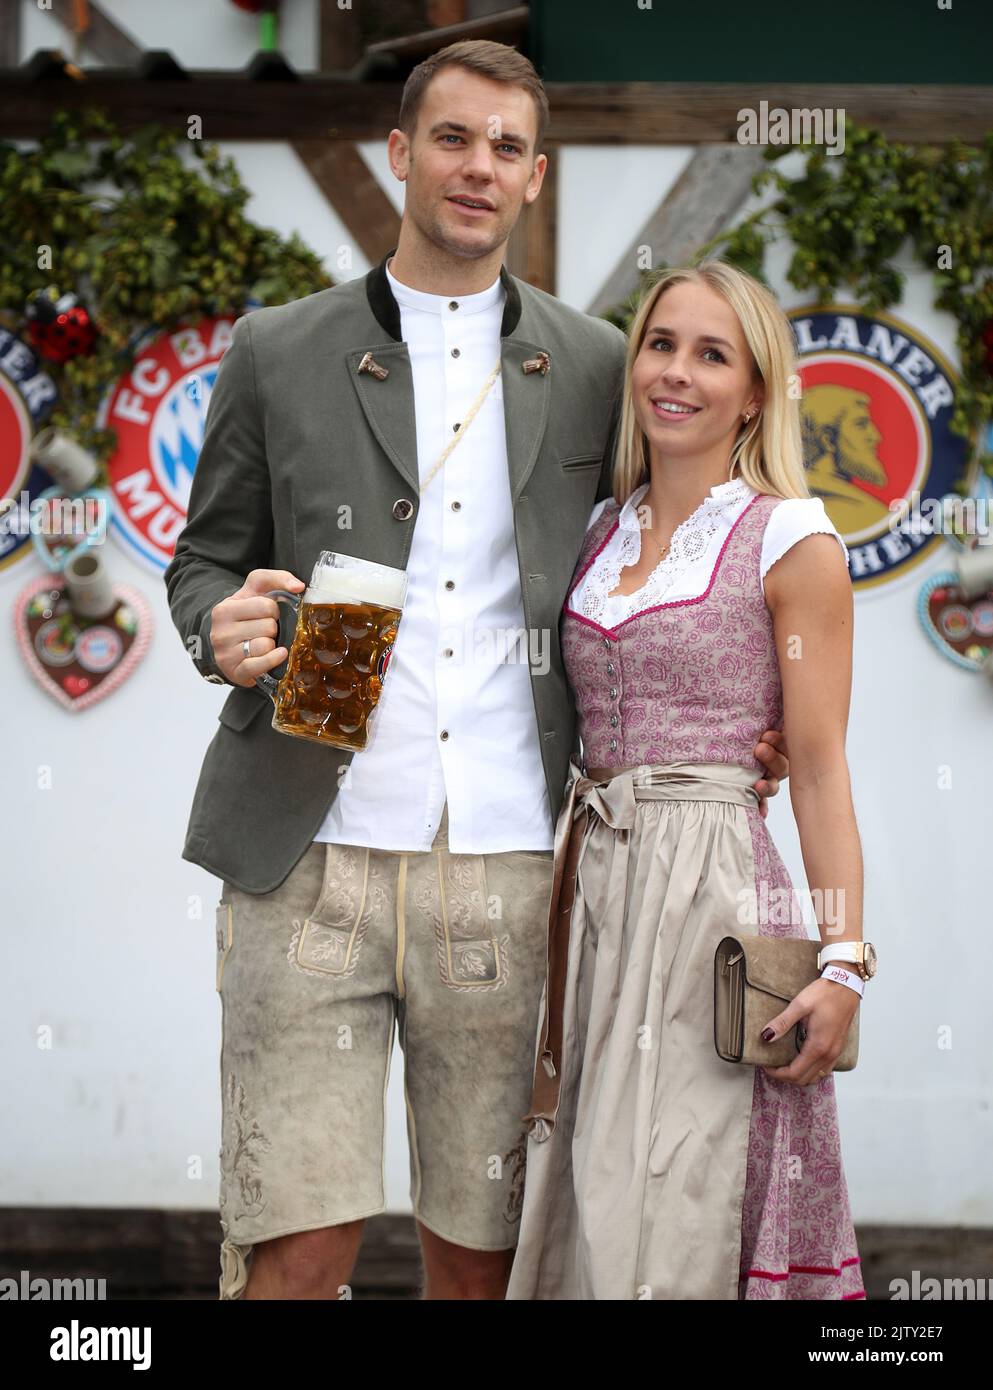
[{"xmin": 611, "ymin": 260, "xmax": 810, "ymax": 505}]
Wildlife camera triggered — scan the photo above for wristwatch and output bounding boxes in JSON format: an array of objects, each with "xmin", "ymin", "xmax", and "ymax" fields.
[{"xmin": 817, "ymin": 941, "xmax": 877, "ymax": 981}]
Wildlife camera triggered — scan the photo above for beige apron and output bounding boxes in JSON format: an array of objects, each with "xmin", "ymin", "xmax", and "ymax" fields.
[{"xmin": 509, "ymin": 759, "xmax": 762, "ymax": 1300}]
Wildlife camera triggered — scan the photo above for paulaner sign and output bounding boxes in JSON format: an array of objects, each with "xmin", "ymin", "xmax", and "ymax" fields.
[{"xmin": 788, "ymin": 306, "xmax": 969, "ymax": 592}]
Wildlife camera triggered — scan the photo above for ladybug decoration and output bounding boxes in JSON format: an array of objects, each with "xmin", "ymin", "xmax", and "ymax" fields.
[{"xmin": 24, "ymin": 287, "xmax": 98, "ymax": 365}]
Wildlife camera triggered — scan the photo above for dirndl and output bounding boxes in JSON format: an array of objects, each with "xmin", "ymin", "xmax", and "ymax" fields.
[{"xmin": 505, "ymin": 759, "xmax": 864, "ymax": 1301}]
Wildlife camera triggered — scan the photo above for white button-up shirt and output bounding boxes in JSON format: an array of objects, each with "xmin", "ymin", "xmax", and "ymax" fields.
[{"xmin": 312, "ymin": 260, "xmax": 554, "ymax": 853}]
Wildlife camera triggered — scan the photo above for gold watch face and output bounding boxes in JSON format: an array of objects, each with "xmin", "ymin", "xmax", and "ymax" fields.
[{"xmin": 863, "ymin": 942, "xmax": 877, "ymax": 977}]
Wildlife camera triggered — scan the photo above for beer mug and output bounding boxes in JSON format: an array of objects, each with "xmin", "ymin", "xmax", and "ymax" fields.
[{"xmin": 255, "ymin": 551, "xmax": 408, "ymax": 751}]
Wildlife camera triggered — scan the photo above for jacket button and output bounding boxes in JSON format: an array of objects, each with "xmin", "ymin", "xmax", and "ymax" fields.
[{"xmin": 392, "ymin": 498, "xmax": 414, "ymax": 520}]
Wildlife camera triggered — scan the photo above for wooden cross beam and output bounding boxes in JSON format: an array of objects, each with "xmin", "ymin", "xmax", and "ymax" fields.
[
  {"xmin": 1, "ymin": 79, "xmax": 990, "ymax": 142},
  {"xmin": 47, "ymin": 0, "xmax": 144, "ymax": 66},
  {"xmin": 585, "ymin": 146, "xmax": 767, "ymax": 317},
  {"xmin": 0, "ymin": 0, "xmax": 20, "ymax": 68},
  {"xmin": 292, "ymin": 141, "xmax": 401, "ymax": 266}
]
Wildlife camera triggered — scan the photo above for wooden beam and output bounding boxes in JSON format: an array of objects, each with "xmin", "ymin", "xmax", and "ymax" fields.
[
  {"xmin": 318, "ymin": 0, "xmax": 362, "ymax": 73},
  {"xmin": 545, "ymin": 82, "xmax": 993, "ymax": 145},
  {"xmin": 506, "ymin": 144, "xmax": 557, "ymax": 295},
  {"xmin": 0, "ymin": 1204, "xmax": 989, "ymax": 1300},
  {"xmin": 365, "ymin": 6, "xmax": 529, "ymax": 61},
  {"xmin": 586, "ymin": 146, "xmax": 767, "ymax": 317},
  {"xmin": 0, "ymin": 0, "xmax": 20, "ymax": 68},
  {"xmin": 1, "ymin": 79, "xmax": 991, "ymax": 143},
  {"xmin": 48, "ymin": 0, "xmax": 144, "ymax": 66},
  {"xmin": 291, "ymin": 140, "xmax": 401, "ymax": 265}
]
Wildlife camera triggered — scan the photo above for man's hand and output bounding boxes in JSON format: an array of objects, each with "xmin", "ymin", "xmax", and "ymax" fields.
[
  {"xmin": 752, "ymin": 728, "xmax": 789, "ymax": 820},
  {"xmin": 209, "ymin": 569, "xmax": 306, "ymax": 687}
]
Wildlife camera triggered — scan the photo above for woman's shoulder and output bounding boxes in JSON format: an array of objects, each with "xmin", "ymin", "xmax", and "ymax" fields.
[{"xmin": 759, "ymin": 494, "xmax": 850, "ymax": 581}]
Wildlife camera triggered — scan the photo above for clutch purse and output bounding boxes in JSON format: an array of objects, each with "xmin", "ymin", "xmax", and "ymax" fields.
[{"xmin": 714, "ymin": 935, "xmax": 859, "ymax": 1071}]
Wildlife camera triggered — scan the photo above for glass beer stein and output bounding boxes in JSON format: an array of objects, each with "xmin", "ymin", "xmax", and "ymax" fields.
[{"xmin": 255, "ymin": 551, "xmax": 408, "ymax": 751}]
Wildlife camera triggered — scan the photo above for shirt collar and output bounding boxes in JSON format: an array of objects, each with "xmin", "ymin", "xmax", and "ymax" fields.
[
  {"xmin": 619, "ymin": 476, "xmax": 754, "ymax": 531},
  {"xmin": 385, "ymin": 255, "xmax": 505, "ymax": 317}
]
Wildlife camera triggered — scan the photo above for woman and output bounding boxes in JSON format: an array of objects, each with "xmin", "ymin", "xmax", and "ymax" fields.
[{"xmin": 506, "ymin": 261, "xmax": 868, "ymax": 1301}]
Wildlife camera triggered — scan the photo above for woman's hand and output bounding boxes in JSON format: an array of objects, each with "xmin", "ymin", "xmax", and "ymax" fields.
[
  {"xmin": 758, "ymin": 976, "xmax": 860, "ymax": 1086},
  {"xmin": 752, "ymin": 728, "xmax": 788, "ymax": 820}
]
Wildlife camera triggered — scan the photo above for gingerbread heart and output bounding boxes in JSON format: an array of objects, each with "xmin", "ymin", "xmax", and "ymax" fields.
[
  {"xmin": 14, "ymin": 575, "xmax": 152, "ymax": 710},
  {"xmin": 917, "ymin": 571, "xmax": 993, "ymax": 672}
]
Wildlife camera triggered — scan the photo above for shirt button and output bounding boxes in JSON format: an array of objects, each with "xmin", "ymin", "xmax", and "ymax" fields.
[
  {"xmin": 609, "ymin": 687, "xmax": 617, "ymax": 699},
  {"xmin": 448, "ymin": 301, "xmax": 459, "ymax": 311},
  {"xmin": 451, "ymin": 347, "xmax": 460, "ymax": 357},
  {"xmin": 610, "ymin": 738, "xmax": 618, "ymax": 752},
  {"xmin": 610, "ymin": 715, "xmax": 618, "ymax": 727},
  {"xmin": 442, "ymin": 648, "xmax": 453, "ymax": 657},
  {"xmin": 451, "ymin": 500, "xmax": 461, "ymax": 511},
  {"xmin": 444, "ymin": 579, "xmax": 455, "ymax": 590},
  {"xmin": 440, "ymin": 729, "xmax": 450, "ymax": 741},
  {"xmin": 606, "ymin": 663, "xmax": 614, "ymax": 674},
  {"xmin": 603, "ymin": 637, "xmax": 611, "ymax": 648},
  {"xmin": 453, "ymin": 422, "xmax": 461, "ymax": 432}
]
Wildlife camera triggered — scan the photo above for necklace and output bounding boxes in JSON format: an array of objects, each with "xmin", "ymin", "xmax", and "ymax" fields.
[{"xmin": 643, "ymin": 471, "xmax": 743, "ymax": 561}]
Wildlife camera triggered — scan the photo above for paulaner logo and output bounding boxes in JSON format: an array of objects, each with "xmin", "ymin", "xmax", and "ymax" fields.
[
  {"xmin": 737, "ymin": 102, "xmax": 846, "ymax": 156},
  {"xmin": 788, "ymin": 306, "xmax": 968, "ymax": 591}
]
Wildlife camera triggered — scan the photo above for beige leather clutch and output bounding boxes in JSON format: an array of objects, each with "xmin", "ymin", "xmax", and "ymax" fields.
[{"xmin": 714, "ymin": 935, "xmax": 859, "ymax": 1071}]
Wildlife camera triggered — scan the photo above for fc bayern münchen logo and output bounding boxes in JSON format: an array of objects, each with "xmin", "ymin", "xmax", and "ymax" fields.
[
  {"xmin": 100, "ymin": 318, "xmax": 237, "ymax": 573},
  {"xmin": 0, "ymin": 329, "xmax": 58, "ymax": 572},
  {"xmin": 788, "ymin": 305, "xmax": 971, "ymax": 592}
]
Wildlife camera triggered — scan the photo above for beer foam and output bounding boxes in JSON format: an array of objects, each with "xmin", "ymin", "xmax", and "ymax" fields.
[{"xmin": 308, "ymin": 559, "xmax": 406, "ymax": 609}]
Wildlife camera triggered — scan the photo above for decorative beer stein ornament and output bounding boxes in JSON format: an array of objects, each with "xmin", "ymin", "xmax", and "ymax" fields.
[{"xmin": 256, "ymin": 551, "xmax": 408, "ymax": 750}]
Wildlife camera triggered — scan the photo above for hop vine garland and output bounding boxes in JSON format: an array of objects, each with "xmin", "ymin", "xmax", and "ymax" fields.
[
  {"xmin": 606, "ymin": 123, "xmax": 993, "ymax": 485},
  {"xmin": 0, "ymin": 107, "xmax": 334, "ymax": 475},
  {"xmin": 5, "ymin": 113, "xmax": 991, "ymax": 490}
]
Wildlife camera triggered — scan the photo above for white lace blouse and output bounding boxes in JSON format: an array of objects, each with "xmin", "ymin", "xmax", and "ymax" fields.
[{"xmin": 569, "ymin": 478, "xmax": 849, "ymax": 627}]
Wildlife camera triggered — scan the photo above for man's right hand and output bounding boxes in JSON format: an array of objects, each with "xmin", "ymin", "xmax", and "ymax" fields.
[{"xmin": 209, "ymin": 569, "xmax": 306, "ymax": 687}]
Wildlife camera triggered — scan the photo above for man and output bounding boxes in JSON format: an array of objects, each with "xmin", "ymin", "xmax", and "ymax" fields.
[{"xmin": 165, "ymin": 38, "xmax": 789, "ymax": 1301}]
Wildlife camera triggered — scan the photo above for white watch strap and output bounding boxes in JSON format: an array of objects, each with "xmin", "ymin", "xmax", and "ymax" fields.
[
  {"xmin": 818, "ymin": 942, "xmax": 861, "ymax": 969},
  {"xmin": 820, "ymin": 965, "xmax": 865, "ymax": 998}
]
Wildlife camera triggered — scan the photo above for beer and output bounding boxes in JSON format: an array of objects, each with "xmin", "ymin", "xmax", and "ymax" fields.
[{"xmin": 257, "ymin": 552, "xmax": 407, "ymax": 751}]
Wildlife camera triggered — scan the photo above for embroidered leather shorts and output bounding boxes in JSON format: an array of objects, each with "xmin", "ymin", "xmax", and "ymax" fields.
[{"xmin": 214, "ymin": 801, "xmax": 553, "ymax": 1299}]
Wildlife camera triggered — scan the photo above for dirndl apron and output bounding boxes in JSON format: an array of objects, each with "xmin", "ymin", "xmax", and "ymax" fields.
[{"xmin": 506, "ymin": 757, "xmax": 764, "ymax": 1301}]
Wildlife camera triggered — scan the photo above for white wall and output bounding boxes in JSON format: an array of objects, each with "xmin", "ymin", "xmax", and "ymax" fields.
[{"xmin": 4, "ymin": 5, "xmax": 991, "ymax": 1229}]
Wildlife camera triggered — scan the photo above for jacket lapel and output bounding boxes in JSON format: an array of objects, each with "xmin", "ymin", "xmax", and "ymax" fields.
[{"xmin": 352, "ymin": 249, "xmax": 551, "ymax": 504}]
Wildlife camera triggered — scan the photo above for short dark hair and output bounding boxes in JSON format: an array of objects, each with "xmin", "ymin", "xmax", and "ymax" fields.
[{"xmin": 397, "ymin": 38, "xmax": 550, "ymax": 159}]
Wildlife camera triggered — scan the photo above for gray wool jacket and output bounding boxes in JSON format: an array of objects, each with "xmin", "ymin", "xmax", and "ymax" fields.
[{"xmin": 164, "ymin": 248, "xmax": 628, "ymax": 892}]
